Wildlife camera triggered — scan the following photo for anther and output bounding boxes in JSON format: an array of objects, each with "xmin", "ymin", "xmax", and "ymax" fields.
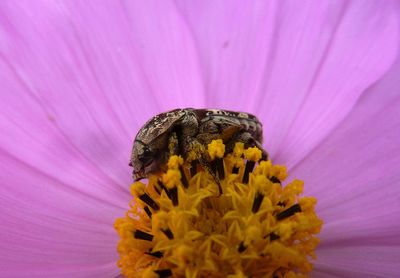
[
  {"xmin": 276, "ymin": 204, "xmax": 302, "ymax": 220},
  {"xmin": 162, "ymin": 228, "xmax": 174, "ymax": 240},
  {"xmin": 215, "ymin": 158, "xmax": 225, "ymax": 179},
  {"xmin": 144, "ymin": 206, "xmax": 152, "ymax": 218},
  {"xmin": 179, "ymin": 166, "xmax": 189, "ymax": 188},
  {"xmin": 269, "ymin": 232, "xmax": 280, "ymax": 241},
  {"xmin": 252, "ymin": 192, "xmax": 265, "ymax": 213},
  {"xmin": 232, "ymin": 166, "xmax": 240, "ymax": 174},
  {"xmin": 190, "ymin": 160, "xmax": 198, "ymax": 177},
  {"xmin": 139, "ymin": 193, "xmax": 160, "ymax": 211},
  {"xmin": 238, "ymin": 241, "xmax": 247, "ymax": 253},
  {"xmin": 242, "ymin": 160, "xmax": 256, "ymax": 184},
  {"xmin": 154, "ymin": 269, "xmax": 173, "ymax": 278},
  {"xmin": 217, "ymin": 181, "xmax": 223, "ymax": 196},
  {"xmin": 269, "ymin": 176, "xmax": 281, "ymax": 184},
  {"xmin": 154, "ymin": 182, "xmax": 162, "ymax": 195},
  {"xmin": 158, "ymin": 180, "xmax": 172, "ymax": 200},
  {"xmin": 133, "ymin": 230, "xmax": 154, "ymax": 241},
  {"xmin": 169, "ymin": 186, "xmax": 178, "ymax": 206},
  {"xmin": 145, "ymin": 249, "xmax": 163, "ymax": 258}
]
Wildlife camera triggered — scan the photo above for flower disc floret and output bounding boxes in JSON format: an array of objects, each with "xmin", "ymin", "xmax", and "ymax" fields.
[{"xmin": 115, "ymin": 140, "xmax": 323, "ymax": 277}]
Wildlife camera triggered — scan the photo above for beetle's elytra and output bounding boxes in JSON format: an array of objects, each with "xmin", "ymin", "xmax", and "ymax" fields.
[{"xmin": 130, "ymin": 108, "xmax": 267, "ymax": 183}]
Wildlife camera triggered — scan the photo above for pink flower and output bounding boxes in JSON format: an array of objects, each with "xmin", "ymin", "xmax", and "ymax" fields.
[{"xmin": 1, "ymin": 1, "xmax": 399, "ymax": 277}]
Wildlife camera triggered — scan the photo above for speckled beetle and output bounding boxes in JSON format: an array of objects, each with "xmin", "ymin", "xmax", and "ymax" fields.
[{"xmin": 130, "ymin": 108, "xmax": 267, "ymax": 182}]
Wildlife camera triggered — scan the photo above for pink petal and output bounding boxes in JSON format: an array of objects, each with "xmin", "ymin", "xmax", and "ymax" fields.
[
  {"xmin": 0, "ymin": 1, "xmax": 203, "ymax": 276},
  {"xmin": 176, "ymin": 1, "xmax": 399, "ymax": 167},
  {"xmin": 315, "ymin": 246, "xmax": 400, "ymax": 278},
  {"xmin": 292, "ymin": 55, "xmax": 400, "ymax": 275},
  {"xmin": 0, "ymin": 150, "xmax": 121, "ymax": 277}
]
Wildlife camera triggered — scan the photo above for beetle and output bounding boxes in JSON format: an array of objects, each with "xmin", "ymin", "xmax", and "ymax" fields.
[{"xmin": 130, "ymin": 108, "xmax": 267, "ymax": 183}]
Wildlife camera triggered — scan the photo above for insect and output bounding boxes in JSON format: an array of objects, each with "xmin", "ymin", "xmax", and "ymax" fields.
[{"xmin": 130, "ymin": 108, "xmax": 267, "ymax": 185}]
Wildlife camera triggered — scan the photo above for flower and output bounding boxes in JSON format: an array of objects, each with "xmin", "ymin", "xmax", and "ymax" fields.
[{"xmin": 1, "ymin": 1, "xmax": 399, "ymax": 277}]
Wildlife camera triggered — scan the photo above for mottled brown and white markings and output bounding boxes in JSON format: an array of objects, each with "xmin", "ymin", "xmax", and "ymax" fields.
[
  {"xmin": 202, "ymin": 109, "xmax": 262, "ymax": 136},
  {"xmin": 130, "ymin": 108, "xmax": 267, "ymax": 189}
]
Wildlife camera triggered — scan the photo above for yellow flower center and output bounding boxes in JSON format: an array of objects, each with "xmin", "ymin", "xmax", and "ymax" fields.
[{"xmin": 115, "ymin": 140, "xmax": 323, "ymax": 278}]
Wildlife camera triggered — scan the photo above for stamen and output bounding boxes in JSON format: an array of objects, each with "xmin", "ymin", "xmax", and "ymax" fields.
[
  {"xmin": 276, "ymin": 204, "xmax": 302, "ymax": 220},
  {"xmin": 159, "ymin": 178, "xmax": 178, "ymax": 206},
  {"xmin": 154, "ymin": 269, "xmax": 172, "ymax": 278},
  {"xmin": 179, "ymin": 166, "xmax": 189, "ymax": 188},
  {"xmin": 168, "ymin": 186, "xmax": 178, "ymax": 206},
  {"xmin": 144, "ymin": 206, "xmax": 152, "ymax": 218},
  {"xmin": 133, "ymin": 230, "xmax": 153, "ymax": 241},
  {"xmin": 242, "ymin": 160, "xmax": 255, "ymax": 184},
  {"xmin": 215, "ymin": 158, "xmax": 225, "ymax": 179},
  {"xmin": 277, "ymin": 201, "xmax": 286, "ymax": 207},
  {"xmin": 162, "ymin": 228, "xmax": 174, "ymax": 240},
  {"xmin": 190, "ymin": 160, "xmax": 198, "ymax": 177},
  {"xmin": 269, "ymin": 176, "xmax": 281, "ymax": 184},
  {"xmin": 208, "ymin": 139, "xmax": 225, "ymax": 194},
  {"xmin": 145, "ymin": 249, "xmax": 163, "ymax": 258},
  {"xmin": 232, "ymin": 166, "xmax": 239, "ymax": 174},
  {"xmin": 216, "ymin": 181, "xmax": 223, "ymax": 195},
  {"xmin": 242, "ymin": 146, "xmax": 262, "ymax": 184},
  {"xmin": 132, "ymin": 182, "xmax": 160, "ymax": 211},
  {"xmin": 269, "ymin": 232, "xmax": 280, "ymax": 241},
  {"xmin": 238, "ymin": 241, "xmax": 246, "ymax": 253},
  {"xmin": 157, "ymin": 180, "xmax": 172, "ymax": 199},
  {"xmin": 154, "ymin": 181, "xmax": 162, "ymax": 195},
  {"xmin": 139, "ymin": 193, "xmax": 160, "ymax": 211},
  {"xmin": 252, "ymin": 192, "xmax": 264, "ymax": 213}
]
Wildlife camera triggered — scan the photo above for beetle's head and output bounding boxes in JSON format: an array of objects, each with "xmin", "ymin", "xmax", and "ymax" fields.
[{"xmin": 130, "ymin": 139, "xmax": 166, "ymax": 181}]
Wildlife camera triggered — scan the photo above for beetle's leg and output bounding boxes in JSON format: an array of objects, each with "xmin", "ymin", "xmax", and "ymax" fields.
[
  {"xmin": 184, "ymin": 138, "xmax": 222, "ymax": 195},
  {"xmin": 183, "ymin": 137, "xmax": 202, "ymax": 158},
  {"xmin": 226, "ymin": 131, "xmax": 268, "ymax": 160},
  {"xmin": 198, "ymin": 156, "xmax": 222, "ymax": 195},
  {"xmin": 254, "ymin": 140, "xmax": 268, "ymax": 161}
]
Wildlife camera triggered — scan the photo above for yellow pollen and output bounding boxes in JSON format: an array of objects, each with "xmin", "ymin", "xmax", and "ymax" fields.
[
  {"xmin": 115, "ymin": 141, "xmax": 323, "ymax": 277},
  {"xmin": 207, "ymin": 139, "xmax": 226, "ymax": 160},
  {"xmin": 167, "ymin": 155, "xmax": 184, "ymax": 169},
  {"xmin": 233, "ymin": 142, "xmax": 245, "ymax": 157},
  {"xmin": 131, "ymin": 181, "xmax": 147, "ymax": 196},
  {"xmin": 162, "ymin": 168, "xmax": 181, "ymax": 189},
  {"xmin": 244, "ymin": 146, "xmax": 262, "ymax": 161}
]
